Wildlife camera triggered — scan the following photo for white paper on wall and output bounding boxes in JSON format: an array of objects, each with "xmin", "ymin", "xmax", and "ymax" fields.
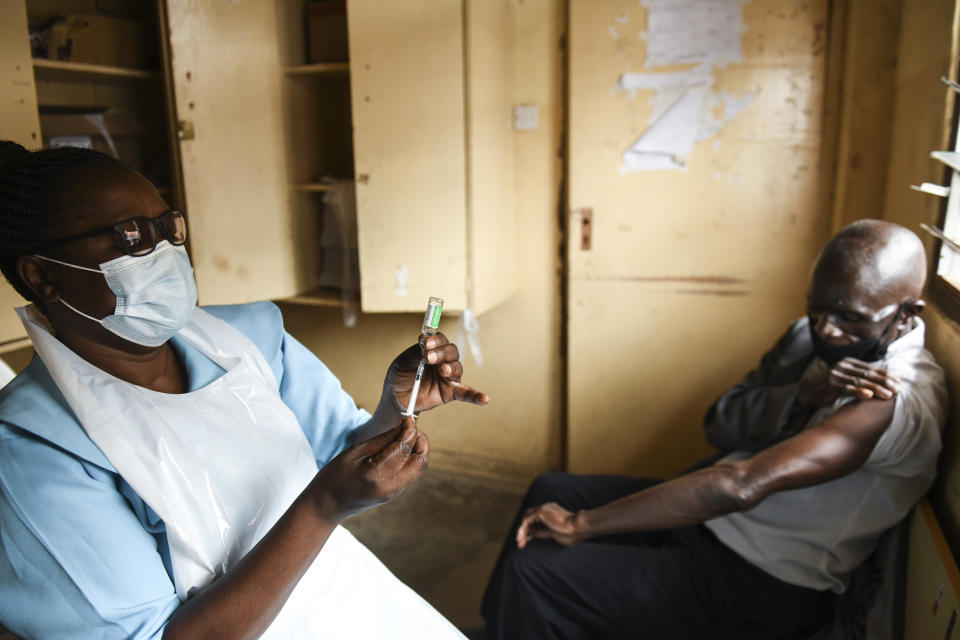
[
  {"xmin": 617, "ymin": 0, "xmax": 754, "ymax": 173},
  {"xmin": 394, "ymin": 264, "xmax": 409, "ymax": 296},
  {"xmin": 643, "ymin": 0, "xmax": 745, "ymax": 68},
  {"xmin": 621, "ymin": 85, "xmax": 704, "ymax": 171}
]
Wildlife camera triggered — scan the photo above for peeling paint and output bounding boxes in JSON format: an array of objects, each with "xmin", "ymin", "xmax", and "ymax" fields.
[{"xmin": 615, "ymin": 0, "xmax": 755, "ymax": 172}]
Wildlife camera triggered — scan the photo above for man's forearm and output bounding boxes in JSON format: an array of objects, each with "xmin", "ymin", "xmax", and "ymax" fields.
[{"xmin": 575, "ymin": 464, "xmax": 747, "ymax": 539}]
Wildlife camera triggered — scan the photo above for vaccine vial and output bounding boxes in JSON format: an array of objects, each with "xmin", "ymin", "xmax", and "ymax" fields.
[{"xmin": 421, "ymin": 297, "xmax": 444, "ymax": 336}]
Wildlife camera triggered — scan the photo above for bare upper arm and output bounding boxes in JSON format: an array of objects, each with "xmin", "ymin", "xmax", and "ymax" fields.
[{"xmin": 725, "ymin": 397, "xmax": 897, "ymax": 507}]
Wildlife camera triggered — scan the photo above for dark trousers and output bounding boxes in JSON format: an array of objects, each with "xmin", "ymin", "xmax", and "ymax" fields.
[{"xmin": 481, "ymin": 472, "xmax": 833, "ymax": 640}]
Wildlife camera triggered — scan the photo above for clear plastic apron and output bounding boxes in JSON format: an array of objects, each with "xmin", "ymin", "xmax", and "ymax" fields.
[{"xmin": 18, "ymin": 305, "xmax": 464, "ymax": 639}]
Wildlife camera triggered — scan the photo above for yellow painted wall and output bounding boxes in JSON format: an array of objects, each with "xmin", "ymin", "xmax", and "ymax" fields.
[
  {"xmin": 878, "ymin": 0, "xmax": 960, "ymax": 555},
  {"xmin": 842, "ymin": 0, "xmax": 960, "ymax": 555},
  {"xmin": 277, "ymin": 0, "xmax": 565, "ymax": 479},
  {"xmin": 828, "ymin": 0, "xmax": 900, "ymax": 231}
]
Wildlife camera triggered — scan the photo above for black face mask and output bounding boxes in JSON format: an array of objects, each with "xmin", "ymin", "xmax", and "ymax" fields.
[{"xmin": 808, "ymin": 304, "xmax": 904, "ymax": 365}]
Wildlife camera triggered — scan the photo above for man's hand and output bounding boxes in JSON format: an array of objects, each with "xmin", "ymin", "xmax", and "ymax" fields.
[
  {"xmin": 516, "ymin": 502, "xmax": 585, "ymax": 549},
  {"xmin": 797, "ymin": 357, "xmax": 900, "ymax": 409},
  {"xmin": 385, "ymin": 332, "xmax": 490, "ymax": 414},
  {"xmin": 309, "ymin": 417, "xmax": 429, "ymax": 522}
]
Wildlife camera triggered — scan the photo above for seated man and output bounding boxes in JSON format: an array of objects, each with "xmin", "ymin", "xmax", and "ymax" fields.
[{"xmin": 481, "ymin": 219, "xmax": 948, "ymax": 639}]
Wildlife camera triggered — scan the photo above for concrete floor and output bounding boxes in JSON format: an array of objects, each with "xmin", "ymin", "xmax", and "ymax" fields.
[{"xmin": 344, "ymin": 467, "xmax": 527, "ymax": 633}]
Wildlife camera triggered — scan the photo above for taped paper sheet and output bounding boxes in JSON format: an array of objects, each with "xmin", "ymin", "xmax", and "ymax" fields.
[
  {"xmin": 618, "ymin": 0, "xmax": 754, "ymax": 173},
  {"xmin": 621, "ymin": 86, "xmax": 704, "ymax": 171},
  {"xmin": 394, "ymin": 264, "xmax": 409, "ymax": 296},
  {"xmin": 456, "ymin": 309, "xmax": 484, "ymax": 367},
  {"xmin": 643, "ymin": 0, "xmax": 745, "ymax": 68}
]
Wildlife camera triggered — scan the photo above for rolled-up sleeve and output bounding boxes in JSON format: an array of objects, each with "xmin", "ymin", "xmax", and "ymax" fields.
[{"xmin": 0, "ymin": 429, "xmax": 179, "ymax": 639}]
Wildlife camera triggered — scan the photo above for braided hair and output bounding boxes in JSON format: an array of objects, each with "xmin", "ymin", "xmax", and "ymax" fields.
[{"xmin": 0, "ymin": 141, "xmax": 125, "ymax": 302}]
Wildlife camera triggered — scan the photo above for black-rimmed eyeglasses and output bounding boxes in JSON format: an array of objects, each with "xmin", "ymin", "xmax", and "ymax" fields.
[{"xmin": 33, "ymin": 210, "xmax": 188, "ymax": 257}]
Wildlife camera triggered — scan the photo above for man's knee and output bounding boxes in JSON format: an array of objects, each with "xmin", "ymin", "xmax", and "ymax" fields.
[
  {"xmin": 503, "ymin": 540, "xmax": 567, "ymax": 592},
  {"xmin": 524, "ymin": 472, "xmax": 576, "ymax": 507}
]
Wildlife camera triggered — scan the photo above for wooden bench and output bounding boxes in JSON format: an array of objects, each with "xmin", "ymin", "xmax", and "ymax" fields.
[{"xmin": 905, "ymin": 499, "xmax": 960, "ymax": 638}]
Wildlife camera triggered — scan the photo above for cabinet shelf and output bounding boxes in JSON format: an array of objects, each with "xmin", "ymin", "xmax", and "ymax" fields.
[
  {"xmin": 280, "ymin": 287, "xmax": 357, "ymax": 307},
  {"xmin": 284, "ymin": 62, "xmax": 349, "ymax": 77},
  {"xmin": 39, "ymin": 111, "xmax": 151, "ymax": 136},
  {"xmin": 33, "ymin": 59, "xmax": 160, "ymax": 82},
  {"xmin": 290, "ymin": 182, "xmax": 338, "ymax": 192}
]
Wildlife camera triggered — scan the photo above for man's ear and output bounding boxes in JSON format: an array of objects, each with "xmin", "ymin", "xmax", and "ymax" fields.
[
  {"xmin": 901, "ymin": 298, "xmax": 926, "ymax": 321},
  {"xmin": 17, "ymin": 256, "xmax": 60, "ymax": 303}
]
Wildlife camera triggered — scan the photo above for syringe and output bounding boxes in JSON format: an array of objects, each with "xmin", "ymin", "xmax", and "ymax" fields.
[{"xmin": 403, "ymin": 297, "xmax": 444, "ymax": 419}]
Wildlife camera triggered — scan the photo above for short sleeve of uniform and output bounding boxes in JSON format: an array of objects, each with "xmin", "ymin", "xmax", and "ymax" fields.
[
  {"xmin": 203, "ymin": 302, "xmax": 371, "ymax": 466},
  {"xmin": 0, "ymin": 427, "xmax": 178, "ymax": 639},
  {"xmin": 276, "ymin": 331, "xmax": 371, "ymax": 464}
]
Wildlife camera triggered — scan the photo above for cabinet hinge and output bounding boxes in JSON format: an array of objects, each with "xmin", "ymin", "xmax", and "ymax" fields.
[{"xmin": 178, "ymin": 120, "xmax": 195, "ymax": 141}]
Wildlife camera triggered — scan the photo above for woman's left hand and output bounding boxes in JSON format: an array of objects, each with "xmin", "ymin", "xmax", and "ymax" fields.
[{"xmin": 384, "ymin": 332, "xmax": 490, "ymax": 414}]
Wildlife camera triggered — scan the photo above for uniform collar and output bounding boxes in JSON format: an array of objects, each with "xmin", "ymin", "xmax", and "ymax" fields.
[{"xmin": 0, "ymin": 356, "xmax": 114, "ymax": 470}]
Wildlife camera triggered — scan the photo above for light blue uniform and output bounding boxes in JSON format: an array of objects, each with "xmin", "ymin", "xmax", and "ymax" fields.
[{"xmin": 0, "ymin": 302, "xmax": 371, "ymax": 639}]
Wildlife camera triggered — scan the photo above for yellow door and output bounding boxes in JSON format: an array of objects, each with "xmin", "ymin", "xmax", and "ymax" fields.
[{"xmin": 567, "ymin": 0, "xmax": 833, "ymax": 476}]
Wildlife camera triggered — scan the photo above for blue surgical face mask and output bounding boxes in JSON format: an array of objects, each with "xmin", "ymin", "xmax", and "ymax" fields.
[{"xmin": 35, "ymin": 241, "xmax": 198, "ymax": 347}]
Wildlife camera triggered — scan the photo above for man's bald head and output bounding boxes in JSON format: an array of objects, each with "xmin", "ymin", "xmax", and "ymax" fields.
[{"xmin": 812, "ymin": 219, "xmax": 927, "ymax": 305}]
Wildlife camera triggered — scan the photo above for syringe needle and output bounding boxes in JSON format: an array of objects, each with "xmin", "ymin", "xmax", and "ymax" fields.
[{"xmin": 404, "ymin": 358, "xmax": 425, "ymax": 419}]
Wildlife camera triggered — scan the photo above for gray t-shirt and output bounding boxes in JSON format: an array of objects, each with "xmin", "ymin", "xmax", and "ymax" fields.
[{"xmin": 705, "ymin": 318, "xmax": 947, "ymax": 593}]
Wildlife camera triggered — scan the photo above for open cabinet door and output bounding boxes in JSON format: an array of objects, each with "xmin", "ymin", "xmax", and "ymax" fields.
[
  {"xmin": 165, "ymin": 1, "xmax": 313, "ymax": 304},
  {"xmin": 347, "ymin": 0, "xmax": 470, "ymax": 312},
  {"xmin": 566, "ymin": 0, "xmax": 833, "ymax": 476}
]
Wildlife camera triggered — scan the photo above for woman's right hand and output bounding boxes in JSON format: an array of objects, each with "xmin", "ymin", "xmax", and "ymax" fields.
[{"xmin": 308, "ymin": 416, "xmax": 429, "ymax": 523}]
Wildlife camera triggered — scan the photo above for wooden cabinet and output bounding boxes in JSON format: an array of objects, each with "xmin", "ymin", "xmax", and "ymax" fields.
[
  {"xmin": 0, "ymin": 0, "xmax": 516, "ymax": 350},
  {"xmin": 0, "ymin": 0, "xmax": 179, "ymax": 352},
  {"xmin": 165, "ymin": 0, "xmax": 515, "ymax": 314}
]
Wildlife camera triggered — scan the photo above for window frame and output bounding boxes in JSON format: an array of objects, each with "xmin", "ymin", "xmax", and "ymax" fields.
[{"xmin": 929, "ymin": 79, "xmax": 960, "ymax": 323}]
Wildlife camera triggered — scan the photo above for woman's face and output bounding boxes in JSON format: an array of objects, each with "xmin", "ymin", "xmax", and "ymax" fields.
[{"xmin": 33, "ymin": 166, "xmax": 171, "ymax": 348}]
